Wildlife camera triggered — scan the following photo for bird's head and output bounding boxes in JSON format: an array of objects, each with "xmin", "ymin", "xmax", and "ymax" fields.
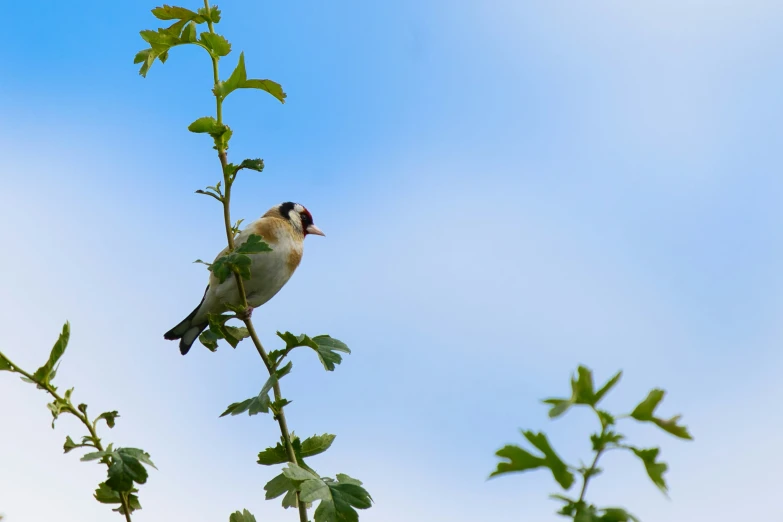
[{"xmin": 278, "ymin": 202, "xmax": 325, "ymax": 237}]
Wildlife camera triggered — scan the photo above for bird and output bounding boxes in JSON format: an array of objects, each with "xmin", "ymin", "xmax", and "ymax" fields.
[{"xmin": 164, "ymin": 202, "xmax": 324, "ymax": 355}]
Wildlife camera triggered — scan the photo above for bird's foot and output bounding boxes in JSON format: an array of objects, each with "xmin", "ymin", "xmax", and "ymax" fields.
[{"xmin": 237, "ymin": 306, "xmax": 254, "ymax": 321}]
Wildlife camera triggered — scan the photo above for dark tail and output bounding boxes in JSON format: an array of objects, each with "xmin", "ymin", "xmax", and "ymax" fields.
[{"xmin": 164, "ymin": 286, "xmax": 209, "ymax": 355}]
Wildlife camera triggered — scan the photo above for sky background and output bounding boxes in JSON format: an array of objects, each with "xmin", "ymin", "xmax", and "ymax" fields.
[{"xmin": 1, "ymin": 0, "xmax": 783, "ymax": 521}]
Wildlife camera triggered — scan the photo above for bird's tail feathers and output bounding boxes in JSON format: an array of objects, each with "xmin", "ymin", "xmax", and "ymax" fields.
[{"xmin": 164, "ymin": 285, "xmax": 209, "ymax": 355}]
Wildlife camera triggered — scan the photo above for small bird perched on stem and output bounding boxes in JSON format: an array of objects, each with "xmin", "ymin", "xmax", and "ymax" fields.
[{"xmin": 164, "ymin": 202, "xmax": 324, "ymax": 355}]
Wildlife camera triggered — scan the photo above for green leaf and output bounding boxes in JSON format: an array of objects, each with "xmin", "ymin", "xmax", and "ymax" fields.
[
  {"xmin": 258, "ymin": 433, "xmax": 336, "ymax": 466},
  {"xmin": 229, "ymin": 509, "xmax": 257, "ymax": 522},
  {"xmin": 94, "ymin": 483, "xmax": 142, "ymax": 515},
  {"xmin": 243, "ymin": 79, "xmax": 287, "ymax": 103},
  {"xmin": 590, "ymin": 431, "xmax": 624, "ymax": 452},
  {"xmin": 304, "ymin": 473, "xmax": 373, "ymax": 522},
  {"xmin": 593, "ymin": 371, "xmax": 622, "ymax": 404},
  {"xmin": 490, "ymin": 431, "xmax": 575, "ymax": 490},
  {"xmin": 630, "ymin": 389, "xmax": 693, "ymax": 440},
  {"xmin": 652, "ymin": 415, "xmax": 693, "ymax": 440},
  {"xmin": 600, "ymin": 507, "xmax": 640, "ymax": 522},
  {"xmin": 188, "ymin": 116, "xmax": 220, "ymax": 134},
  {"xmin": 81, "ymin": 450, "xmax": 109, "ymax": 462},
  {"xmin": 312, "ymin": 336, "xmax": 351, "ymax": 371},
  {"xmin": 63, "ymin": 435, "xmax": 78, "ymax": 453},
  {"xmin": 200, "ymin": 32, "xmax": 231, "ymax": 56},
  {"xmin": 283, "ymin": 462, "xmax": 320, "ymax": 482},
  {"xmin": 117, "ymin": 448, "xmax": 157, "ymax": 470},
  {"xmin": 105, "ymin": 448, "xmax": 155, "ymax": 492},
  {"xmin": 630, "ymin": 447, "xmax": 668, "ymax": 493},
  {"xmin": 522, "ymin": 431, "xmax": 574, "ymax": 489},
  {"xmin": 595, "ymin": 409, "xmax": 616, "ymax": 429},
  {"xmin": 210, "ymin": 252, "xmax": 252, "ymax": 283},
  {"xmin": 181, "ymin": 20, "xmax": 197, "ymax": 42},
  {"xmin": 301, "ymin": 433, "xmax": 337, "ymax": 459},
  {"xmin": 238, "ymin": 158, "xmax": 265, "ymax": 172},
  {"xmin": 32, "ymin": 322, "xmax": 70, "ymax": 385},
  {"xmin": 96, "ymin": 411, "xmax": 119, "ymax": 429},
  {"xmin": 214, "ymin": 52, "xmax": 287, "ymax": 103},
  {"xmin": 221, "ymin": 362, "xmax": 292, "ymax": 417},
  {"xmin": 265, "ymin": 472, "xmax": 296, "ymax": 499},
  {"xmin": 264, "ymin": 472, "xmax": 309, "ymax": 509},
  {"xmin": 543, "ymin": 365, "xmax": 615, "ymax": 418},
  {"xmin": 630, "ymin": 389, "xmax": 665, "ymax": 420},
  {"xmin": 275, "ymin": 332, "xmax": 351, "ymax": 371},
  {"xmin": 257, "ymin": 441, "xmax": 289, "ymax": 466},
  {"xmin": 151, "ymin": 5, "xmax": 204, "ymax": 22},
  {"xmin": 199, "ymin": 328, "xmax": 220, "ymax": 351},
  {"xmin": 47, "ymin": 390, "xmax": 72, "ymax": 429},
  {"xmin": 197, "ymin": 5, "xmax": 221, "ymax": 23},
  {"xmin": 235, "ymin": 234, "xmax": 272, "ymax": 255}
]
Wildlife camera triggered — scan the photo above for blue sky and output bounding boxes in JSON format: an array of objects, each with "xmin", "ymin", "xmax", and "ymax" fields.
[{"xmin": 2, "ymin": 1, "xmax": 783, "ymax": 521}]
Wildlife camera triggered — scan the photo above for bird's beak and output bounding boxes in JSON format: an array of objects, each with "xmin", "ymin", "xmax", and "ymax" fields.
[{"xmin": 306, "ymin": 224, "xmax": 325, "ymax": 236}]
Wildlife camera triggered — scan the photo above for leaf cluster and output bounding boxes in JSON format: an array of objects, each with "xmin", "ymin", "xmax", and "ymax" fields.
[
  {"xmin": 491, "ymin": 365, "xmax": 693, "ymax": 521},
  {"xmin": 0, "ymin": 323, "xmax": 155, "ymax": 518},
  {"xmin": 264, "ymin": 464, "xmax": 373, "ymax": 522}
]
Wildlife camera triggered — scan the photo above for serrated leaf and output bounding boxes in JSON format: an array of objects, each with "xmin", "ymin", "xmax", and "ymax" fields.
[
  {"xmin": 117, "ymin": 448, "xmax": 157, "ymax": 470},
  {"xmin": 238, "ymin": 158, "xmax": 264, "ymax": 172},
  {"xmin": 258, "ymin": 433, "xmax": 336, "ymax": 466},
  {"xmin": 96, "ymin": 411, "xmax": 119, "ymax": 429},
  {"xmin": 491, "ymin": 431, "xmax": 575, "ymax": 489},
  {"xmin": 188, "ymin": 116, "xmax": 220, "ymax": 134},
  {"xmin": 301, "ymin": 433, "xmax": 336, "ymax": 458},
  {"xmin": 265, "ymin": 472, "xmax": 294, "ymax": 499},
  {"xmin": 257, "ymin": 442, "xmax": 289, "ymax": 466},
  {"xmin": 200, "ymin": 32, "xmax": 231, "ymax": 56},
  {"xmin": 312, "ymin": 336, "xmax": 351, "ymax": 371},
  {"xmin": 106, "ymin": 451, "xmax": 149, "ymax": 492},
  {"xmin": 303, "ymin": 473, "xmax": 373, "ymax": 522},
  {"xmin": 590, "ymin": 431, "xmax": 624, "ymax": 452},
  {"xmin": 94, "ymin": 483, "xmax": 141, "ymax": 515},
  {"xmin": 151, "ymin": 5, "xmax": 203, "ymax": 22},
  {"xmin": 235, "ymin": 234, "xmax": 272, "ymax": 255},
  {"xmin": 32, "ymin": 322, "xmax": 70, "ymax": 385},
  {"xmin": 197, "ymin": 5, "xmax": 221, "ymax": 23},
  {"xmin": 229, "ymin": 509, "xmax": 256, "ymax": 522},
  {"xmin": 630, "ymin": 446, "xmax": 668, "ymax": 493}
]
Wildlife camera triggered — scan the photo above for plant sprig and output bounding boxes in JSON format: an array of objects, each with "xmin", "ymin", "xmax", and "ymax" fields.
[
  {"xmin": 137, "ymin": 4, "xmax": 372, "ymax": 521},
  {"xmin": 490, "ymin": 366, "xmax": 693, "ymax": 522},
  {"xmin": 0, "ymin": 323, "xmax": 156, "ymax": 521}
]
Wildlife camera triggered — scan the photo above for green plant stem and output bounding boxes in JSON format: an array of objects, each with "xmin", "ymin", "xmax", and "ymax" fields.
[
  {"xmin": 0, "ymin": 351, "xmax": 133, "ymax": 522},
  {"xmin": 577, "ymin": 448, "xmax": 603, "ymax": 504},
  {"xmin": 201, "ymin": 3, "xmax": 307, "ymax": 521}
]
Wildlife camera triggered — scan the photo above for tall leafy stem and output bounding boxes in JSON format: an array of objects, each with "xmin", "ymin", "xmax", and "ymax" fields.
[{"xmin": 135, "ymin": 3, "xmax": 372, "ymax": 521}]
